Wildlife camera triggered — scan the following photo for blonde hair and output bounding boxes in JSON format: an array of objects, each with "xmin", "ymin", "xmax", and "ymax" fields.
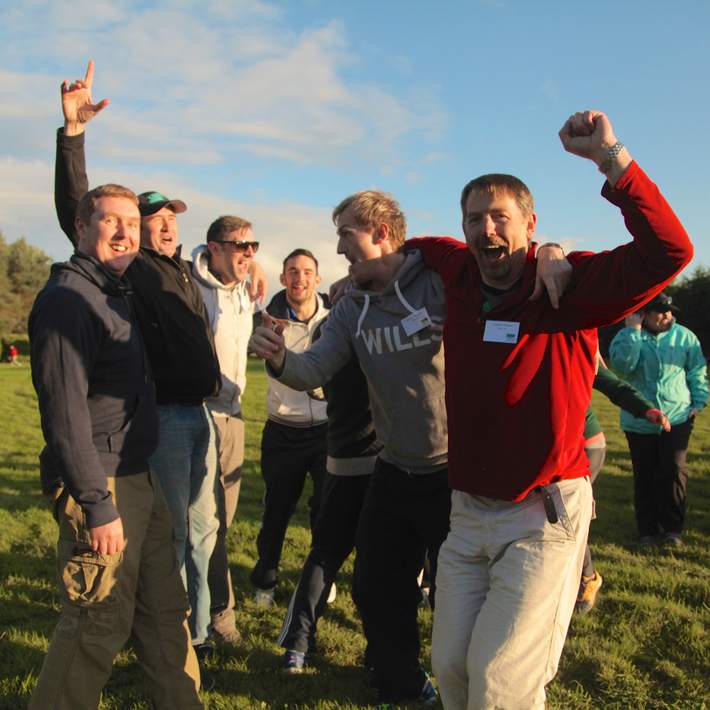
[{"xmin": 332, "ymin": 190, "xmax": 407, "ymax": 248}]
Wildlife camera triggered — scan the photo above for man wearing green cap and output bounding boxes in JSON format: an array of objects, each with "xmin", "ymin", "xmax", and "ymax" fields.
[{"xmin": 54, "ymin": 60, "xmax": 221, "ymax": 656}]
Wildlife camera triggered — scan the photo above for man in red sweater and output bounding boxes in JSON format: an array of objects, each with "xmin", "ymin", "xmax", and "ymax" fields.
[{"xmin": 406, "ymin": 110, "xmax": 693, "ymax": 709}]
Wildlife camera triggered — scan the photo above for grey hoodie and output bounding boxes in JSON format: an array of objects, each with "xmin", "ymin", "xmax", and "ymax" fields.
[{"xmin": 275, "ymin": 252, "xmax": 447, "ymax": 473}]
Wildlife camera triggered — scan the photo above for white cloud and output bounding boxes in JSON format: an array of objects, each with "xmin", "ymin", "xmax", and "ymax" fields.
[
  {"xmin": 0, "ymin": 156, "xmax": 346, "ymax": 296},
  {"xmin": 0, "ymin": 5, "xmax": 445, "ymax": 170},
  {"xmin": 0, "ymin": 0, "xmax": 448, "ymax": 292}
]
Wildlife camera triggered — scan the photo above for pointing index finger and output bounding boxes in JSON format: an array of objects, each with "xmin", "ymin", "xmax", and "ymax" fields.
[{"xmin": 85, "ymin": 59, "xmax": 95, "ymax": 88}]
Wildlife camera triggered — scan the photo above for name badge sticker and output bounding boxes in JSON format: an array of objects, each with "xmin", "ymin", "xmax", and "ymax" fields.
[
  {"xmin": 401, "ymin": 308, "xmax": 432, "ymax": 337},
  {"xmin": 483, "ymin": 320, "xmax": 520, "ymax": 344}
]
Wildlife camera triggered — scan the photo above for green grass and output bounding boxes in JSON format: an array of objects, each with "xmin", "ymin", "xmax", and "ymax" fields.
[{"xmin": 0, "ymin": 360, "xmax": 708, "ymax": 709}]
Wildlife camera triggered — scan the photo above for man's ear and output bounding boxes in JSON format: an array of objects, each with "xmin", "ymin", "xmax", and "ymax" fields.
[
  {"xmin": 315, "ymin": 273, "xmax": 322, "ymax": 286},
  {"xmin": 374, "ymin": 222, "xmax": 390, "ymax": 244},
  {"xmin": 75, "ymin": 216, "xmax": 88, "ymax": 246},
  {"xmin": 526, "ymin": 212, "xmax": 537, "ymax": 240},
  {"xmin": 279, "ymin": 272, "xmax": 286, "ymax": 287},
  {"xmin": 206, "ymin": 240, "xmax": 220, "ymax": 257}
]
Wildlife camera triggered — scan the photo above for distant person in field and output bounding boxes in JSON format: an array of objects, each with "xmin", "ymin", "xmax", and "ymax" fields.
[
  {"xmin": 577, "ymin": 358, "xmax": 670, "ymax": 614},
  {"xmin": 249, "ymin": 249, "xmax": 330, "ymax": 609},
  {"xmin": 191, "ymin": 215, "xmax": 263, "ymax": 645},
  {"xmin": 28, "ymin": 183, "xmax": 201, "ymax": 709},
  {"xmin": 610, "ymin": 292, "xmax": 707, "ymax": 547},
  {"xmin": 401, "ymin": 109, "xmax": 692, "ymax": 709},
  {"xmin": 8, "ymin": 343, "xmax": 19, "ymax": 365}
]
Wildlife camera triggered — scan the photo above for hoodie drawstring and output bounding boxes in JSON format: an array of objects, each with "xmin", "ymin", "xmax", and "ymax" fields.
[{"xmin": 355, "ymin": 293, "xmax": 370, "ymax": 338}]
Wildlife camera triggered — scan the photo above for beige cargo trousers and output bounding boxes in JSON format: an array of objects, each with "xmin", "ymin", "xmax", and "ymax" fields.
[{"xmin": 29, "ymin": 471, "xmax": 202, "ymax": 710}]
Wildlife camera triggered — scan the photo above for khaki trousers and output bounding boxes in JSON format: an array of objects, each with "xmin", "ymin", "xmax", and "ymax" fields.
[
  {"xmin": 432, "ymin": 477, "xmax": 593, "ymax": 710},
  {"xmin": 208, "ymin": 414, "xmax": 245, "ymax": 630},
  {"xmin": 30, "ymin": 471, "xmax": 202, "ymax": 710}
]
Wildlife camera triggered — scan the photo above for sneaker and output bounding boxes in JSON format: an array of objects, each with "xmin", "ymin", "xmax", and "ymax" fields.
[
  {"xmin": 575, "ymin": 571, "xmax": 603, "ymax": 614},
  {"xmin": 212, "ymin": 625, "xmax": 242, "ymax": 645},
  {"xmin": 282, "ymin": 649, "xmax": 306, "ymax": 674},
  {"xmin": 418, "ymin": 675, "xmax": 438, "ymax": 706},
  {"xmin": 254, "ymin": 587, "xmax": 275, "ymax": 608},
  {"xmin": 663, "ymin": 532, "xmax": 683, "ymax": 548},
  {"xmin": 211, "ymin": 610, "xmax": 242, "ymax": 644},
  {"xmin": 200, "ymin": 670, "xmax": 217, "ymax": 693},
  {"xmin": 193, "ymin": 639, "xmax": 216, "ymax": 661},
  {"xmin": 327, "ymin": 582, "xmax": 337, "ymax": 604}
]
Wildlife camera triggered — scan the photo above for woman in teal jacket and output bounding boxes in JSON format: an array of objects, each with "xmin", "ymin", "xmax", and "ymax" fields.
[{"xmin": 610, "ymin": 292, "xmax": 708, "ymax": 546}]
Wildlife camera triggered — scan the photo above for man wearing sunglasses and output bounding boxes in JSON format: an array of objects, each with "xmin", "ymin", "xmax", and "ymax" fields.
[{"xmin": 191, "ymin": 216, "xmax": 261, "ymax": 644}]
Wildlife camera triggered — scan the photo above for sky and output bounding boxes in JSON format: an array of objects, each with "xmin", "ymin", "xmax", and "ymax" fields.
[{"xmin": 1, "ymin": 0, "xmax": 709, "ymax": 293}]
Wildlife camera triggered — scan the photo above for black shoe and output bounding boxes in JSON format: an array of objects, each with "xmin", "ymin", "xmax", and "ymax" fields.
[
  {"xmin": 194, "ymin": 640, "xmax": 216, "ymax": 662},
  {"xmin": 200, "ymin": 670, "xmax": 216, "ymax": 692}
]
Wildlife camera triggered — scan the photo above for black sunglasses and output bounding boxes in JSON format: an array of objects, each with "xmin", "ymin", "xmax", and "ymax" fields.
[{"xmin": 213, "ymin": 240, "xmax": 259, "ymax": 253}]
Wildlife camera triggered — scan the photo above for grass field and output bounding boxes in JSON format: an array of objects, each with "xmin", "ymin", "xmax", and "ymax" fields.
[{"xmin": 0, "ymin": 360, "xmax": 708, "ymax": 709}]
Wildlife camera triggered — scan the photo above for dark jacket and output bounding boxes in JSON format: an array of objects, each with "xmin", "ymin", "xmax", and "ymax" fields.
[
  {"xmin": 29, "ymin": 253, "xmax": 158, "ymax": 528},
  {"xmin": 55, "ymin": 129, "xmax": 221, "ymax": 405}
]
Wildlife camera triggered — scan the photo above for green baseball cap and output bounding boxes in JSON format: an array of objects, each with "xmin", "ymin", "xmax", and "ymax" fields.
[{"xmin": 137, "ymin": 191, "xmax": 187, "ymax": 217}]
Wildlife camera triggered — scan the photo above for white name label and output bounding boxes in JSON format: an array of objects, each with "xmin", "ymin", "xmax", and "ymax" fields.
[
  {"xmin": 401, "ymin": 308, "xmax": 432, "ymax": 337},
  {"xmin": 483, "ymin": 319, "xmax": 520, "ymax": 344}
]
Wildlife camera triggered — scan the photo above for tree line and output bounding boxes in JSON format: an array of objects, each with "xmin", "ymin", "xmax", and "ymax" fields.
[{"xmin": 0, "ymin": 232, "xmax": 52, "ymax": 355}]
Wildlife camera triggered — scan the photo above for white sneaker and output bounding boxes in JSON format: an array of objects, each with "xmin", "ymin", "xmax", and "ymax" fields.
[
  {"xmin": 326, "ymin": 583, "xmax": 337, "ymax": 604},
  {"xmin": 254, "ymin": 588, "xmax": 275, "ymax": 608}
]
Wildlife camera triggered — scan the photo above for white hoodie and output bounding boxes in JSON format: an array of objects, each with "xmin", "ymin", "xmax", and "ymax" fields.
[
  {"xmin": 264, "ymin": 289, "xmax": 330, "ymax": 427},
  {"xmin": 191, "ymin": 245, "xmax": 254, "ymax": 417}
]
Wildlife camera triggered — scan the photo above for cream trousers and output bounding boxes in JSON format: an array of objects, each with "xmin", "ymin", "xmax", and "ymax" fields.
[{"xmin": 432, "ymin": 477, "xmax": 593, "ymax": 710}]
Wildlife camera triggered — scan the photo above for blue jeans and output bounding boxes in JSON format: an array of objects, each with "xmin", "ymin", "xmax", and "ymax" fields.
[{"xmin": 149, "ymin": 404, "xmax": 219, "ymax": 644}]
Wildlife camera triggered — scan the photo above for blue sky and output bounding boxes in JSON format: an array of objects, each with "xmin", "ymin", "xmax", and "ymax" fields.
[{"xmin": 1, "ymin": 0, "xmax": 709, "ymax": 291}]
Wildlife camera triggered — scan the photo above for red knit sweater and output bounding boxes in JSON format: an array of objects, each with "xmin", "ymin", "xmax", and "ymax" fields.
[{"xmin": 408, "ymin": 162, "xmax": 692, "ymax": 500}]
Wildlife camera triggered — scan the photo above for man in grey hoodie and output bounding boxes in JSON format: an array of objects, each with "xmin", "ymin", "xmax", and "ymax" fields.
[
  {"xmin": 251, "ymin": 190, "xmax": 448, "ymax": 706},
  {"xmin": 191, "ymin": 215, "xmax": 261, "ymax": 644}
]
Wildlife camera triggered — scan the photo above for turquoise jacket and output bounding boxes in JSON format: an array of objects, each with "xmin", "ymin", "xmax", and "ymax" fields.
[{"xmin": 610, "ymin": 322, "xmax": 709, "ymax": 434}]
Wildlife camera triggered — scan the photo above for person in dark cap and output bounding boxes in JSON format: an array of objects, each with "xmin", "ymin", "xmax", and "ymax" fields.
[
  {"xmin": 54, "ymin": 60, "xmax": 223, "ymax": 656},
  {"xmin": 610, "ymin": 291, "xmax": 708, "ymax": 547}
]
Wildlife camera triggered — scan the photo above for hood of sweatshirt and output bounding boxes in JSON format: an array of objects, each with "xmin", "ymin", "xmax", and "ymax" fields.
[{"xmin": 191, "ymin": 244, "xmax": 235, "ymax": 291}]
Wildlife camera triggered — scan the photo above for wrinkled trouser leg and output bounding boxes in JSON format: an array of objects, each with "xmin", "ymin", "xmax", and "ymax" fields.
[
  {"xmin": 278, "ymin": 473, "xmax": 371, "ymax": 654},
  {"xmin": 30, "ymin": 473, "xmax": 202, "ymax": 710},
  {"xmin": 208, "ymin": 415, "xmax": 245, "ymax": 630},
  {"xmin": 251, "ymin": 420, "xmax": 327, "ymax": 590},
  {"xmin": 433, "ymin": 478, "xmax": 592, "ymax": 710},
  {"xmin": 355, "ymin": 461, "xmax": 451, "ymax": 703},
  {"xmin": 132, "ymin": 471, "xmax": 202, "ymax": 708},
  {"xmin": 150, "ymin": 405, "xmax": 219, "ymax": 644}
]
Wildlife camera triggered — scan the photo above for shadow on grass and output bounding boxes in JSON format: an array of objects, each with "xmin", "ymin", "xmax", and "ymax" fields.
[
  {"xmin": 0, "ymin": 468, "xmax": 45, "ymax": 512},
  {"xmin": 203, "ymin": 645, "xmax": 375, "ymax": 708}
]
